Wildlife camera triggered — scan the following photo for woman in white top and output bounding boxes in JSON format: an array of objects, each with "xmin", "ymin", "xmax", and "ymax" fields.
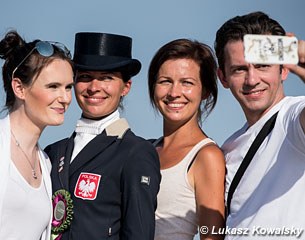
[
  {"xmin": 0, "ymin": 30, "xmax": 74, "ymax": 240},
  {"xmin": 148, "ymin": 39, "xmax": 225, "ymax": 240}
]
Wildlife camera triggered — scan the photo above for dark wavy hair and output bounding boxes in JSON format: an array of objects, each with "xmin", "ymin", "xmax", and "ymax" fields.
[{"xmin": 214, "ymin": 11, "xmax": 285, "ymax": 72}]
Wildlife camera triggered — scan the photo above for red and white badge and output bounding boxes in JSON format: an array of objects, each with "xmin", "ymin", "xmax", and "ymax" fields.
[{"xmin": 74, "ymin": 172, "xmax": 101, "ymax": 200}]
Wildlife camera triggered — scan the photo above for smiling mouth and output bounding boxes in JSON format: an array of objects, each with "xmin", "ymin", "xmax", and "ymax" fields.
[
  {"xmin": 167, "ymin": 103, "xmax": 184, "ymax": 107},
  {"xmin": 52, "ymin": 107, "xmax": 66, "ymax": 114},
  {"xmin": 243, "ymin": 89, "xmax": 265, "ymax": 95},
  {"xmin": 165, "ymin": 102, "xmax": 186, "ymax": 111},
  {"xmin": 84, "ymin": 96, "xmax": 107, "ymax": 103}
]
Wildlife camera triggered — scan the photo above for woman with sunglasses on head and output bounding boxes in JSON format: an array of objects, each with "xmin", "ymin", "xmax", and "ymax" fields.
[
  {"xmin": 0, "ymin": 30, "xmax": 74, "ymax": 240},
  {"xmin": 148, "ymin": 39, "xmax": 225, "ymax": 240}
]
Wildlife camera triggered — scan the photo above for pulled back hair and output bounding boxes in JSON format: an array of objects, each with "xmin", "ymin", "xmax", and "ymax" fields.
[
  {"xmin": 214, "ymin": 11, "xmax": 286, "ymax": 72},
  {"xmin": 0, "ymin": 30, "xmax": 73, "ymax": 111},
  {"xmin": 148, "ymin": 38, "xmax": 218, "ymax": 123}
]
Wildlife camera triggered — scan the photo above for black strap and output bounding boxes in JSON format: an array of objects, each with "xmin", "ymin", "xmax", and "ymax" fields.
[
  {"xmin": 226, "ymin": 111, "xmax": 279, "ymax": 216},
  {"xmin": 187, "ymin": 141, "xmax": 216, "ymax": 173}
]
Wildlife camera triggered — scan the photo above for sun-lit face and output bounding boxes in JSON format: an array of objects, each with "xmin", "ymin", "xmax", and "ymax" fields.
[
  {"xmin": 74, "ymin": 71, "xmax": 131, "ymax": 119},
  {"xmin": 218, "ymin": 40, "xmax": 289, "ymax": 124},
  {"xmin": 23, "ymin": 59, "xmax": 74, "ymax": 128},
  {"xmin": 154, "ymin": 58, "xmax": 203, "ymax": 125}
]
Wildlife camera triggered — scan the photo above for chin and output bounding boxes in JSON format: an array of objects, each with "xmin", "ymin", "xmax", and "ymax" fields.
[
  {"xmin": 165, "ymin": 116, "xmax": 185, "ymax": 123},
  {"xmin": 49, "ymin": 118, "xmax": 65, "ymax": 126}
]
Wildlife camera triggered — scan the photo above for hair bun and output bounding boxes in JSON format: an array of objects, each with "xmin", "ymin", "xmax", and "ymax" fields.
[{"xmin": 0, "ymin": 30, "xmax": 26, "ymax": 60}]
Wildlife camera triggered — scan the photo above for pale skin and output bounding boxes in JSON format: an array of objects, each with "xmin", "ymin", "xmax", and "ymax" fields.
[
  {"xmin": 218, "ymin": 39, "xmax": 305, "ymax": 132},
  {"xmin": 74, "ymin": 71, "xmax": 131, "ymax": 119},
  {"xmin": 154, "ymin": 59, "xmax": 225, "ymax": 240},
  {"xmin": 10, "ymin": 59, "xmax": 74, "ymax": 187}
]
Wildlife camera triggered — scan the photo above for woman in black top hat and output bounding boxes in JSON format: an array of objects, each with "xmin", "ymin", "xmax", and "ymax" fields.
[{"xmin": 45, "ymin": 32, "xmax": 161, "ymax": 240}]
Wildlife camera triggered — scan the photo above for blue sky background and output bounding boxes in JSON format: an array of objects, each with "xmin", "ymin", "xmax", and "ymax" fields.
[
  {"xmin": 1, "ymin": 1, "xmax": 304, "ymax": 149},
  {"xmin": 1, "ymin": 1, "xmax": 304, "ymax": 239}
]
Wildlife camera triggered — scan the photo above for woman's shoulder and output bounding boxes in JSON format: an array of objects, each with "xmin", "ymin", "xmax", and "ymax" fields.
[
  {"xmin": 122, "ymin": 130, "xmax": 157, "ymax": 149},
  {"xmin": 195, "ymin": 140, "xmax": 225, "ymax": 168},
  {"xmin": 0, "ymin": 114, "xmax": 9, "ymax": 129}
]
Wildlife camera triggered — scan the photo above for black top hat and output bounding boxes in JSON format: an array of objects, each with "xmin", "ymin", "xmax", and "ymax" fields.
[{"xmin": 73, "ymin": 32, "xmax": 141, "ymax": 77}]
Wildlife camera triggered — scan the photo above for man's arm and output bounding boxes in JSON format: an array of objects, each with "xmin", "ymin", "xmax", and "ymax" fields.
[
  {"xmin": 285, "ymin": 40, "xmax": 305, "ymax": 133},
  {"xmin": 286, "ymin": 40, "xmax": 305, "ymax": 82}
]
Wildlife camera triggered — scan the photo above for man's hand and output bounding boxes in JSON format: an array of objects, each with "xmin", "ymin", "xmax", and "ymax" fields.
[{"xmin": 285, "ymin": 39, "xmax": 305, "ymax": 82}]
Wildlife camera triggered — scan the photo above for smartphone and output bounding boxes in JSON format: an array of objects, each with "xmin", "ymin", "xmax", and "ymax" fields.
[{"xmin": 244, "ymin": 34, "xmax": 299, "ymax": 64}]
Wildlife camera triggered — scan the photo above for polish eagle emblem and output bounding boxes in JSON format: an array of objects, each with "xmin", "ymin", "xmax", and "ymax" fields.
[
  {"xmin": 78, "ymin": 179, "xmax": 96, "ymax": 197},
  {"xmin": 74, "ymin": 172, "xmax": 101, "ymax": 200}
]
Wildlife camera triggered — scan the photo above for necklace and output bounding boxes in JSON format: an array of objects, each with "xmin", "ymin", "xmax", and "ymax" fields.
[{"xmin": 11, "ymin": 130, "xmax": 38, "ymax": 179}]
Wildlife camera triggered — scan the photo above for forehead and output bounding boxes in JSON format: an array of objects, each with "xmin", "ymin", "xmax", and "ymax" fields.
[
  {"xmin": 224, "ymin": 40, "xmax": 245, "ymax": 65},
  {"xmin": 32, "ymin": 59, "xmax": 72, "ymax": 84},
  {"xmin": 159, "ymin": 58, "xmax": 200, "ymax": 72}
]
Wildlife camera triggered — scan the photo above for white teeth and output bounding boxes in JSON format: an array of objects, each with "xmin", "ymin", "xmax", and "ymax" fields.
[
  {"xmin": 245, "ymin": 90, "xmax": 263, "ymax": 95},
  {"xmin": 168, "ymin": 103, "xmax": 184, "ymax": 108},
  {"xmin": 88, "ymin": 97, "xmax": 103, "ymax": 101}
]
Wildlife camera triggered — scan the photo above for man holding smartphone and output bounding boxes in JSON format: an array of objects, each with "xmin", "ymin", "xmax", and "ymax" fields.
[{"xmin": 214, "ymin": 11, "xmax": 305, "ymax": 239}]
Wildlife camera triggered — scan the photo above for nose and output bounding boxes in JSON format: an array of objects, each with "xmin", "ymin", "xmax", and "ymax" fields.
[
  {"xmin": 87, "ymin": 79, "xmax": 102, "ymax": 93},
  {"xmin": 168, "ymin": 82, "xmax": 182, "ymax": 98},
  {"xmin": 245, "ymin": 65, "xmax": 260, "ymax": 87},
  {"xmin": 58, "ymin": 89, "xmax": 71, "ymax": 104}
]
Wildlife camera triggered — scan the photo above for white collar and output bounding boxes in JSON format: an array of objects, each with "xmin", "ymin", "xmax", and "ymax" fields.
[{"xmin": 75, "ymin": 110, "xmax": 120, "ymax": 135}]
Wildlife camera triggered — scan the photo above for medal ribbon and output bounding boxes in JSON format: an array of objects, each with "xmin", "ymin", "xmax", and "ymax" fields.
[{"xmin": 51, "ymin": 189, "xmax": 74, "ymax": 237}]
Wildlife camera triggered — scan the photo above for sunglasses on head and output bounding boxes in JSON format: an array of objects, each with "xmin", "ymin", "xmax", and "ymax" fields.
[{"xmin": 11, "ymin": 41, "xmax": 71, "ymax": 79}]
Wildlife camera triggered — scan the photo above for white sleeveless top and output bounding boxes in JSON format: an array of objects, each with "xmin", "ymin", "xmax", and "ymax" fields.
[
  {"xmin": 0, "ymin": 161, "xmax": 50, "ymax": 240},
  {"xmin": 154, "ymin": 138, "xmax": 215, "ymax": 240}
]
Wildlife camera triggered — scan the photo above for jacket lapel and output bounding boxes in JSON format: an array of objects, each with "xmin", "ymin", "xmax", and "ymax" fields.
[
  {"xmin": 68, "ymin": 118, "xmax": 130, "ymax": 177},
  {"xmin": 69, "ymin": 132, "xmax": 117, "ymax": 176},
  {"xmin": 58, "ymin": 133, "xmax": 75, "ymax": 190}
]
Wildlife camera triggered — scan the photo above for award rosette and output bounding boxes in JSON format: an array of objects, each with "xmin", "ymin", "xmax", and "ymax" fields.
[{"xmin": 51, "ymin": 189, "xmax": 73, "ymax": 240}]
